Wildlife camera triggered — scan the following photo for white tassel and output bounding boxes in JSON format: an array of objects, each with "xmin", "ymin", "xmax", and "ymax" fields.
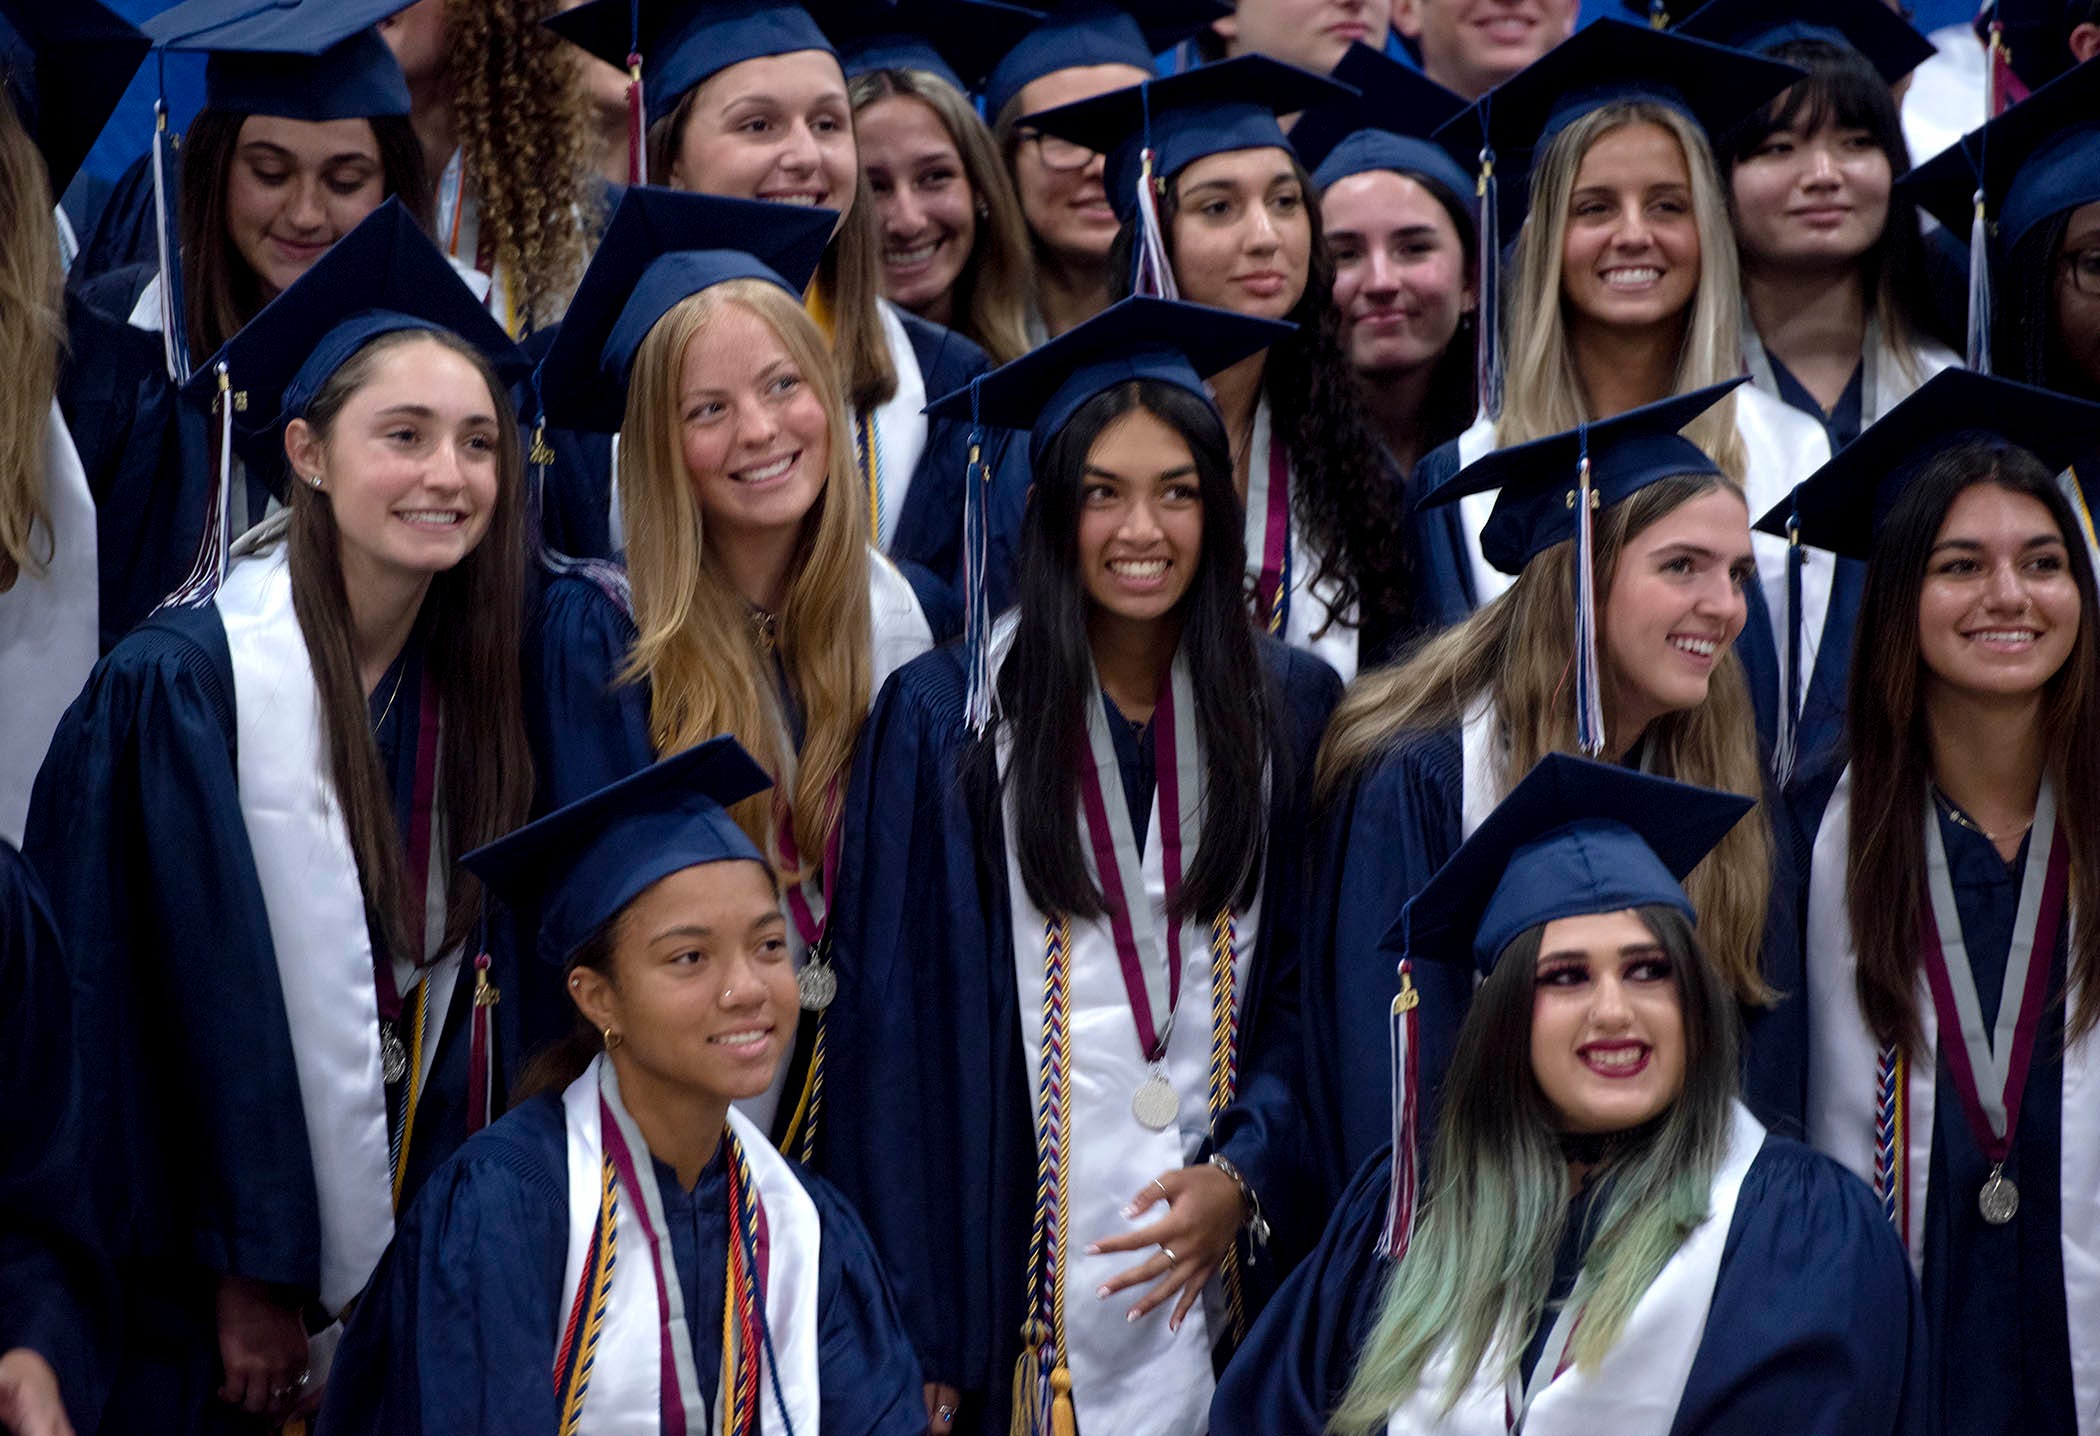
[
  {"xmin": 1966, "ymin": 188, "xmax": 1992, "ymax": 374},
  {"xmin": 150, "ymin": 99, "xmax": 190, "ymax": 384},
  {"xmin": 1476, "ymin": 147, "xmax": 1502, "ymax": 420},
  {"xmin": 1573, "ymin": 445, "xmax": 1605, "ymax": 756}
]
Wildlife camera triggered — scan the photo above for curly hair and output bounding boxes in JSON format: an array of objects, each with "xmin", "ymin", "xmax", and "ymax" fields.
[
  {"xmin": 1113, "ymin": 154, "xmax": 1418, "ymax": 642},
  {"xmin": 445, "ymin": 0, "xmax": 597, "ymax": 331}
]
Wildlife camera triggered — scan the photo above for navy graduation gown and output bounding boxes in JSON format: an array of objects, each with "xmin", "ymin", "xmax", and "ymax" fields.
[
  {"xmin": 1301, "ymin": 725, "xmax": 1810, "ymax": 1208},
  {"xmin": 320, "ymin": 1091, "xmax": 925, "ymax": 1435},
  {"xmin": 1212, "ymin": 1136, "xmax": 1927, "ymax": 1436},
  {"xmin": 0, "ymin": 842, "xmax": 115, "ymax": 1435},
  {"xmin": 813, "ymin": 638, "xmax": 1341, "ymax": 1422},
  {"xmin": 21, "ymin": 604, "xmax": 528, "ymax": 1433},
  {"xmin": 522, "ymin": 567, "xmax": 657, "ymax": 814},
  {"xmin": 1405, "ymin": 438, "xmax": 1476, "ymax": 631}
]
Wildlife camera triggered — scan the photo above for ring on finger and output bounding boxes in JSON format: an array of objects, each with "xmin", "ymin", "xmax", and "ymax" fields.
[
  {"xmin": 936, "ymin": 1404, "xmax": 957, "ymax": 1423},
  {"xmin": 1150, "ymin": 1177, "xmax": 1169, "ymax": 1200},
  {"xmin": 1159, "ymin": 1245, "xmax": 1178, "ymax": 1264}
]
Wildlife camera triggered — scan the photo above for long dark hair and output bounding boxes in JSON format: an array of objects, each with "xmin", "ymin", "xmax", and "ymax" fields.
[
  {"xmin": 1111, "ymin": 151, "xmax": 1418, "ymax": 641},
  {"xmin": 1721, "ymin": 39, "xmax": 1942, "ymax": 368},
  {"xmin": 988, "ymin": 380, "xmax": 1271, "ymax": 923},
  {"xmin": 1845, "ymin": 440, "xmax": 2100, "ymax": 1054},
  {"xmin": 179, "ymin": 107, "xmax": 432, "ymax": 360},
  {"xmin": 289, "ymin": 328, "xmax": 533, "ymax": 969},
  {"xmin": 1999, "ymin": 210, "xmax": 2099, "ymax": 400}
]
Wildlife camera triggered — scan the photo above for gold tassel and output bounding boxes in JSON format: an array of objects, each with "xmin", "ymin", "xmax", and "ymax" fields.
[
  {"xmin": 1011, "ymin": 1320, "xmax": 1045, "ymax": 1436},
  {"xmin": 1049, "ymin": 1366, "xmax": 1077, "ymax": 1436}
]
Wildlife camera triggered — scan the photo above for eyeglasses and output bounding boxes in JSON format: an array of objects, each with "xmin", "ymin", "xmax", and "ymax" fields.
[
  {"xmin": 1015, "ymin": 128, "xmax": 1097, "ymax": 173},
  {"xmin": 2063, "ymin": 247, "xmax": 2100, "ymax": 299}
]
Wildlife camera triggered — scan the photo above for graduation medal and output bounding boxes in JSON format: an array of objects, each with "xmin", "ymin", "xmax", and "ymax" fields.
[
  {"xmin": 797, "ymin": 954, "xmax": 837, "ymax": 1012},
  {"xmin": 1918, "ymin": 779, "xmax": 2067, "ymax": 1236},
  {"xmin": 380, "ymin": 1022, "xmax": 409, "ymax": 1085},
  {"xmin": 1133, "ymin": 1067, "xmax": 1181, "ymax": 1132}
]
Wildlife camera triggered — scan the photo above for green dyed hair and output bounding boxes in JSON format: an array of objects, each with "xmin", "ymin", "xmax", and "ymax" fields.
[{"xmin": 1329, "ymin": 905, "xmax": 1740, "ymax": 1432}]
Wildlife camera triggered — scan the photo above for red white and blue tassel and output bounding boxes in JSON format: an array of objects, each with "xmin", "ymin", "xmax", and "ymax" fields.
[
  {"xmin": 1474, "ymin": 111, "xmax": 1503, "ymax": 420},
  {"xmin": 961, "ymin": 379, "xmax": 995, "ymax": 734},
  {"xmin": 1130, "ymin": 85, "xmax": 1178, "ymax": 301},
  {"xmin": 625, "ymin": 1, "xmax": 646, "ymax": 185},
  {"xmin": 150, "ymin": 84, "xmax": 190, "ymax": 385},
  {"xmin": 1572, "ymin": 429, "xmax": 1606, "ymax": 756}
]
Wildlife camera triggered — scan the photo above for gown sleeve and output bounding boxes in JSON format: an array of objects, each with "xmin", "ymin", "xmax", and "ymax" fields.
[
  {"xmin": 1297, "ymin": 730, "xmax": 1475, "ymax": 1204},
  {"xmin": 0, "ymin": 842, "xmax": 115, "ymax": 1434},
  {"xmin": 1673, "ymin": 1139, "xmax": 1927, "ymax": 1436},
  {"xmin": 1404, "ymin": 440, "xmax": 1476, "ymax": 630},
  {"xmin": 319, "ymin": 1104, "xmax": 570, "ymax": 1435},
  {"xmin": 1210, "ymin": 1146, "xmax": 1395, "ymax": 1436},
  {"xmin": 21, "ymin": 612, "xmax": 320, "ymax": 1290},
  {"xmin": 522, "ymin": 569, "xmax": 656, "ymax": 811},
  {"xmin": 799, "ymin": 1170, "xmax": 931, "ymax": 1436}
]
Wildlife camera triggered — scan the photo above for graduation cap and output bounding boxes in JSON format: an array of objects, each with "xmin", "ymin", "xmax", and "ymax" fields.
[
  {"xmin": 143, "ymin": 0, "xmax": 417, "ymax": 120},
  {"xmin": 1368, "ymin": 749, "xmax": 1753, "ymax": 1257},
  {"xmin": 1290, "ymin": 43, "xmax": 1472, "ymax": 199},
  {"xmin": 545, "ymin": 0, "xmax": 855, "ymax": 128},
  {"xmin": 1898, "ymin": 60, "xmax": 2100, "ymax": 371},
  {"xmin": 924, "ymin": 294, "xmax": 1290, "ymax": 730},
  {"xmin": 981, "ymin": 0, "xmax": 1224, "ymax": 123},
  {"xmin": 1751, "ymin": 370, "xmax": 2100, "ymax": 561},
  {"xmin": 535, "ymin": 186, "xmax": 836, "ymax": 434},
  {"xmin": 463, "ymin": 735, "xmax": 773, "ymax": 968},
  {"xmin": 1431, "ymin": 21, "xmax": 1801, "ymax": 418},
  {"xmin": 833, "ymin": 0, "xmax": 1048, "ymax": 96},
  {"xmin": 1420, "ymin": 378, "xmax": 1743, "ymax": 754},
  {"xmin": 1674, "ymin": 0, "xmax": 1936, "ymax": 85},
  {"xmin": 0, "ymin": 0, "xmax": 149, "ymax": 196}
]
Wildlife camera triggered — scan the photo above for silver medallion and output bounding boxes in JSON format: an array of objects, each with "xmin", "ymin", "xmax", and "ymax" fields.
[
  {"xmin": 1132, "ymin": 1073, "xmax": 1180, "ymax": 1131},
  {"xmin": 1979, "ymin": 1171, "xmax": 2020, "ymax": 1226},
  {"xmin": 380, "ymin": 1025, "xmax": 409, "ymax": 1085},
  {"xmin": 797, "ymin": 960, "xmax": 837, "ymax": 1012}
]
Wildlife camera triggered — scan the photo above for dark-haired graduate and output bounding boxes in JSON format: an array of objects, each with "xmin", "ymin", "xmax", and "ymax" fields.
[
  {"xmin": 23, "ymin": 207, "xmax": 534, "ymax": 1432},
  {"xmin": 322, "ymin": 738, "xmax": 924, "ymax": 1435},
  {"xmin": 1027, "ymin": 55, "xmax": 1420, "ymax": 681},
  {"xmin": 1300, "ymin": 384, "xmax": 1806, "ymax": 1207},
  {"xmin": 815, "ymin": 297, "xmax": 1342, "ymax": 1436},
  {"xmin": 1213, "ymin": 755, "xmax": 1924, "ymax": 1436},
  {"xmin": 1779, "ymin": 372, "xmax": 2100, "ymax": 1436}
]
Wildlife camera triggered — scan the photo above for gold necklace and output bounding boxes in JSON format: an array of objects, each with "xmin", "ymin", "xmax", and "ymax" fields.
[
  {"xmin": 371, "ymin": 661, "xmax": 409, "ymax": 731},
  {"xmin": 747, "ymin": 606, "xmax": 779, "ymax": 655},
  {"xmin": 1931, "ymin": 785, "xmax": 2033, "ymax": 846}
]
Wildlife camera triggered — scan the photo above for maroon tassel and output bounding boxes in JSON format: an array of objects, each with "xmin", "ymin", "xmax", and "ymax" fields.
[
  {"xmin": 468, "ymin": 952, "xmax": 498, "ymax": 1132},
  {"xmin": 626, "ymin": 54, "xmax": 646, "ymax": 185}
]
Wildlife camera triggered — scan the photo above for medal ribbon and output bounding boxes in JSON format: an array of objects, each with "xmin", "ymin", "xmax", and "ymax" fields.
[
  {"xmin": 1917, "ymin": 779, "xmax": 2067, "ymax": 1170},
  {"xmin": 1244, "ymin": 401, "xmax": 1292, "ymax": 634},
  {"xmin": 1075, "ymin": 654, "xmax": 1200, "ymax": 1064},
  {"xmin": 1502, "ymin": 1282, "xmax": 1587, "ymax": 1434}
]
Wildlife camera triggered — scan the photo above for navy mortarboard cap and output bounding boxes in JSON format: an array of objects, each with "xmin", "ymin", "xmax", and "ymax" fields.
[
  {"xmin": 536, "ymin": 187, "xmax": 835, "ymax": 434},
  {"xmin": 1291, "ymin": 43, "xmax": 1471, "ymax": 199},
  {"xmin": 545, "ymin": 0, "xmax": 852, "ymax": 126},
  {"xmin": 1752, "ymin": 371, "xmax": 2100, "ymax": 561},
  {"xmin": 143, "ymin": 0, "xmax": 416, "ymax": 120},
  {"xmin": 1391, "ymin": 753, "xmax": 1754, "ymax": 977},
  {"xmin": 0, "ymin": 0, "xmax": 148, "ymax": 195},
  {"xmin": 1024, "ymin": 54, "xmax": 1354, "ymax": 225},
  {"xmin": 463, "ymin": 736, "xmax": 773, "ymax": 968},
  {"xmin": 1420, "ymin": 379, "xmax": 1744, "ymax": 575},
  {"xmin": 982, "ymin": 0, "xmax": 1225, "ymax": 122},
  {"xmin": 924, "ymin": 296, "xmax": 1291, "ymax": 464},
  {"xmin": 834, "ymin": 0, "xmax": 1047, "ymax": 95},
  {"xmin": 1676, "ymin": 0, "xmax": 1935, "ymax": 85}
]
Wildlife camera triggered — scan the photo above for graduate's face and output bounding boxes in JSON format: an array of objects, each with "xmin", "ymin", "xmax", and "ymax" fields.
[
  {"xmin": 1393, "ymin": 0, "xmax": 1577, "ymax": 103},
  {"xmin": 1916, "ymin": 483, "xmax": 2081, "ymax": 704},
  {"xmin": 1076, "ymin": 407, "xmax": 1205, "ymax": 628},
  {"xmin": 224, "ymin": 115, "xmax": 387, "ymax": 301},
  {"xmin": 583, "ymin": 861, "xmax": 797, "ymax": 1106},
  {"xmin": 679, "ymin": 303, "xmax": 831, "ymax": 551},
  {"xmin": 859, "ymin": 94, "xmax": 977, "ymax": 326},
  {"xmin": 1168, "ymin": 147, "xmax": 1311, "ymax": 324},
  {"xmin": 1009, "ymin": 64, "xmax": 1151, "ymax": 267},
  {"xmin": 1729, "ymin": 109, "xmax": 1891, "ymax": 275},
  {"xmin": 669, "ymin": 51, "xmax": 857, "ymax": 218},
  {"xmin": 1529, "ymin": 908, "xmax": 1687, "ymax": 1136},
  {"xmin": 1558, "ymin": 123, "xmax": 1702, "ymax": 341},
  {"xmin": 1601, "ymin": 487, "xmax": 1754, "ymax": 740},
  {"xmin": 1323, "ymin": 169, "xmax": 1474, "ymax": 379},
  {"xmin": 1216, "ymin": 0, "xmax": 1392, "ymax": 74},
  {"xmin": 2054, "ymin": 202, "xmax": 2100, "ymax": 397},
  {"xmin": 290, "ymin": 337, "xmax": 502, "ymax": 585}
]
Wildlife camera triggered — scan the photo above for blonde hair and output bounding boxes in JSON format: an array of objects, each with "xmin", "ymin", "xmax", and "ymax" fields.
[
  {"xmin": 1319, "ymin": 476, "xmax": 1777, "ymax": 1004},
  {"xmin": 617, "ymin": 280, "xmax": 873, "ymax": 877},
  {"xmin": 444, "ymin": 0, "xmax": 597, "ymax": 331},
  {"xmin": 1500, "ymin": 102, "xmax": 1747, "ymax": 480},
  {"xmin": 0, "ymin": 100, "xmax": 60, "ymax": 593},
  {"xmin": 849, "ymin": 67, "xmax": 1035, "ymax": 364}
]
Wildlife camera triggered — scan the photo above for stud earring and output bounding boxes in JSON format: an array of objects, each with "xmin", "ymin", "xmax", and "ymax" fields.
[{"xmin": 307, "ymin": 473, "xmax": 324, "ymax": 490}]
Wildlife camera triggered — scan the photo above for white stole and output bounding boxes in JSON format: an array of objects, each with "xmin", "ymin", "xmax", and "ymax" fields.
[
  {"xmin": 863, "ymin": 301, "xmax": 928, "ymax": 552},
  {"xmin": 993, "ymin": 618, "xmax": 1261, "ymax": 1436},
  {"xmin": 1245, "ymin": 398, "xmax": 1360, "ymax": 682},
  {"xmin": 0, "ymin": 401, "xmax": 98, "ymax": 845},
  {"xmin": 559, "ymin": 1056, "xmax": 823, "ymax": 1434},
  {"xmin": 1387, "ymin": 1102, "xmax": 1767, "ymax": 1436},
  {"xmin": 1805, "ymin": 766, "xmax": 2100, "ymax": 1429},
  {"xmin": 1451, "ymin": 413, "xmax": 1504, "ymax": 611},
  {"xmin": 218, "ymin": 540, "xmax": 458, "ymax": 1311}
]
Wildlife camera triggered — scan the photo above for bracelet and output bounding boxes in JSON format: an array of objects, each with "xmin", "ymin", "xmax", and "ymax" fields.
[{"xmin": 1207, "ymin": 1153, "xmax": 1271, "ymax": 1249}]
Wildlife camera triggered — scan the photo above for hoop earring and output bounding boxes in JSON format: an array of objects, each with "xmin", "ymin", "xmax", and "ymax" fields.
[{"xmin": 602, "ymin": 1026, "xmax": 622, "ymax": 1051}]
